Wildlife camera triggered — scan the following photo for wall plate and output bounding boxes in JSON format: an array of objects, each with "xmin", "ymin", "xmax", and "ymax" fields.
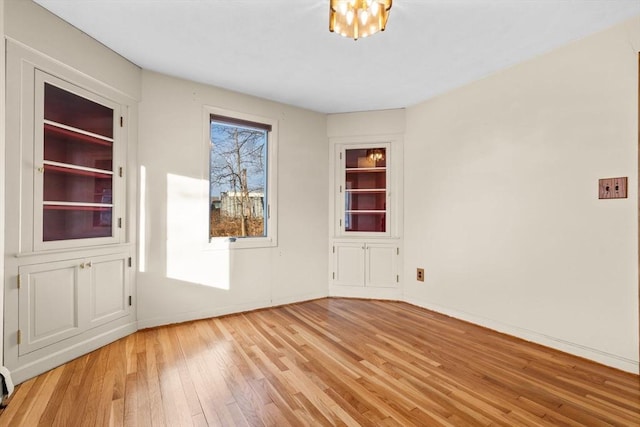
[{"xmin": 598, "ymin": 177, "xmax": 627, "ymax": 199}]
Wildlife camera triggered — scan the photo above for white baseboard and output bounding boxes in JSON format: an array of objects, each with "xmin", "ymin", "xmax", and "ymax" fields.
[
  {"xmin": 270, "ymin": 291, "xmax": 328, "ymax": 307},
  {"xmin": 137, "ymin": 291, "xmax": 328, "ymax": 330},
  {"xmin": 10, "ymin": 323, "xmax": 137, "ymax": 385},
  {"xmin": 329, "ymin": 284, "xmax": 403, "ymax": 300},
  {"xmin": 407, "ymin": 297, "xmax": 639, "ymax": 375}
]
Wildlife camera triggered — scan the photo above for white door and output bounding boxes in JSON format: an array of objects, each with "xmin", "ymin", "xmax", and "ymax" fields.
[
  {"xmin": 365, "ymin": 244, "xmax": 398, "ymax": 288},
  {"xmin": 18, "ymin": 259, "xmax": 85, "ymax": 355},
  {"xmin": 88, "ymin": 253, "xmax": 130, "ymax": 328},
  {"xmin": 333, "ymin": 242, "xmax": 365, "ymax": 287}
]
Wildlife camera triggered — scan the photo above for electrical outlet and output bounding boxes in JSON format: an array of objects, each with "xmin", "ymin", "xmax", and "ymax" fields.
[{"xmin": 417, "ymin": 268, "xmax": 425, "ymax": 282}]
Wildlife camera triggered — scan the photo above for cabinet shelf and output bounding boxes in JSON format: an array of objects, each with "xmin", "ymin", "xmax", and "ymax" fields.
[
  {"xmin": 44, "ymin": 203, "xmax": 113, "ymax": 211},
  {"xmin": 44, "ymin": 121, "xmax": 114, "ymax": 147},
  {"xmin": 345, "ymin": 189, "xmax": 386, "ymax": 193},
  {"xmin": 346, "ymin": 167, "xmax": 386, "ymax": 173},
  {"xmin": 44, "ymin": 162, "xmax": 112, "ymax": 178},
  {"xmin": 346, "ymin": 210, "xmax": 386, "ymax": 214}
]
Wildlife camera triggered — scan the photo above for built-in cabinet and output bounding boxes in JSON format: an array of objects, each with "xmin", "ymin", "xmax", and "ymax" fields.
[
  {"xmin": 4, "ymin": 41, "xmax": 137, "ymax": 383},
  {"xmin": 329, "ymin": 137, "xmax": 403, "ymax": 296}
]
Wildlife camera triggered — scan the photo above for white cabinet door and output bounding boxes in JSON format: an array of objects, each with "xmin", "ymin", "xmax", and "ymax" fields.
[
  {"xmin": 337, "ymin": 143, "xmax": 391, "ymax": 237},
  {"xmin": 18, "ymin": 259, "xmax": 85, "ymax": 356},
  {"xmin": 32, "ymin": 69, "xmax": 124, "ymax": 252},
  {"xmin": 334, "ymin": 242, "xmax": 366, "ymax": 287},
  {"xmin": 18, "ymin": 253, "xmax": 130, "ymax": 356},
  {"xmin": 88, "ymin": 253, "xmax": 130, "ymax": 328},
  {"xmin": 366, "ymin": 244, "xmax": 398, "ymax": 288},
  {"xmin": 333, "ymin": 242, "xmax": 398, "ymax": 288}
]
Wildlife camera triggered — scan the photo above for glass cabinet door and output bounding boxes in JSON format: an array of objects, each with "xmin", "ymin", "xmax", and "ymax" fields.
[
  {"xmin": 343, "ymin": 145, "xmax": 389, "ymax": 234},
  {"xmin": 35, "ymin": 71, "xmax": 120, "ymax": 247}
]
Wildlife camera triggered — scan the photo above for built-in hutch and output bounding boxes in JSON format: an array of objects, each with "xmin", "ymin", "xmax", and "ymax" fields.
[
  {"xmin": 4, "ymin": 42, "xmax": 137, "ymax": 383},
  {"xmin": 330, "ymin": 137, "xmax": 403, "ymax": 298}
]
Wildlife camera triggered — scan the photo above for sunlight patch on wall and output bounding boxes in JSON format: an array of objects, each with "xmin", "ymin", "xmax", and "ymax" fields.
[
  {"xmin": 139, "ymin": 165, "xmax": 147, "ymax": 273},
  {"xmin": 166, "ymin": 173, "xmax": 230, "ymax": 289}
]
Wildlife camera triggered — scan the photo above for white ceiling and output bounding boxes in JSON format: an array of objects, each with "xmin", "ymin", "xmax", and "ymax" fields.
[{"xmin": 33, "ymin": 0, "xmax": 640, "ymax": 114}]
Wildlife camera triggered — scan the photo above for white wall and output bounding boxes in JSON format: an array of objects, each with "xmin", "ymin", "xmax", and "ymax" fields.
[
  {"xmin": 404, "ymin": 16, "xmax": 640, "ymax": 373},
  {"xmin": 0, "ymin": 0, "xmax": 6, "ymax": 365},
  {"xmin": 137, "ymin": 71, "xmax": 328, "ymax": 328},
  {"xmin": 327, "ymin": 109, "xmax": 406, "ymax": 138}
]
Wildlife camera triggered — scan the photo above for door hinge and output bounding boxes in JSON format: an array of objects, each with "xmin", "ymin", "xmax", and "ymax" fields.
[
  {"xmin": 128, "ymin": 257, "xmax": 132, "ymax": 267},
  {"xmin": 17, "ymin": 330, "xmax": 22, "ymax": 345},
  {"xmin": 339, "ymin": 152, "xmax": 342, "ymax": 160},
  {"xmin": 332, "ymin": 246, "xmax": 335, "ymax": 254},
  {"xmin": 339, "ymin": 219, "xmax": 342, "ymax": 227},
  {"xmin": 119, "ymin": 167, "xmax": 123, "ymax": 177},
  {"xmin": 332, "ymin": 272, "xmax": 335, "ymax": 280},
  {"xmin": 397, "ymin": 247, "xmax": 399, "ymax": 255},
  {"xmin": 128, "ymin": 295, "xmax": 132, "ymax": 306},
  {"xmin": 17, "ymin": 275, "xmax": 21, "ymax": 289},
  {"xmin": 339, "ymin": 185, "xmax": 342, "ymax": 193},
  {"xmin": 396, "ymin": 275, "xmax": 399, "ymax": 283},
  {"xmin": 267, "ymin": 204, "xmax": 270, "ymax": 219},
  {"xmin": 118, "ymin": 218, "xmax": 122, "ymax": 228},
  {"xmin": 120, "ymin": 116, "xmax": 124, "ymax": 127}
]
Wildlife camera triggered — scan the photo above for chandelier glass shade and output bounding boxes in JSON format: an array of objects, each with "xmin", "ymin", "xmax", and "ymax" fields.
[
  {"xmin": 329, "ymin": 0, "xmax": 392, "ymax": 40},
  {"xmin": 366, "ymin": 148, "xmax": 385, "ymax": 162}
]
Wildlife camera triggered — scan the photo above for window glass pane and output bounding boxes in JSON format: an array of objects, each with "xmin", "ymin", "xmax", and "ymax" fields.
[
  {"xmin": 41, "ymin": 81, "xmax": 115, "ymax": 243},
  {"xmin": 43, "ymin": 165, "xmax": 112, "ymax": 204},
  {"xmin": 43, "ymin": 207, "xmax": 112, "ymax": 241},
  {"xmin": 44, "ymin": 124, "xmax": 113, "ymax": 170},
  {"xmin": 210, "ymin": 118, "xmax": 268, "ymax": 239},
  {"xmin": 344, "ymin": 147, "xmax": 387, "ymax": 233},
  {"xmin": 44, "ymin": 83, "xmax": 114, "ymax": 138}
]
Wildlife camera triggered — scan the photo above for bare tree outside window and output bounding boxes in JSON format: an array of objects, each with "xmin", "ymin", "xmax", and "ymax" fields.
[{"xmin": 210, "ymin": 119, "xmax": 268, "ymax": 239}]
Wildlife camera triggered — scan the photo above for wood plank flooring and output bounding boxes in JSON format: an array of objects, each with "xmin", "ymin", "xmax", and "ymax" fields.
[{"xmin": 0, "ymin": 298, "xmax": 638, "ymax": 426}]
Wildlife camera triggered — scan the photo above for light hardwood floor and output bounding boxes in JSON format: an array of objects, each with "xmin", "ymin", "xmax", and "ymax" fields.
[{"xmin": 0, "ymin": 298, "xmax": 638, "ymax": 426}]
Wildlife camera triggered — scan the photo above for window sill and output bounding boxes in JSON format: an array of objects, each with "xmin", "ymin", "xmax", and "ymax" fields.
[{"xmin": 206, "ymin": 236, "xmax": 277, "ymax": 250}]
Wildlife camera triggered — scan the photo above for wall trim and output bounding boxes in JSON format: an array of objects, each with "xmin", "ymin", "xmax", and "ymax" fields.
[
  {"xmin": 271, "ymin": 292, "xmax": 329, "ymax": 308},
  {"xmin": 138, "ymin": 292, "xmax": 328, "ymax": 330},
  {"xmin": 407, "ymin": 297, "xmax": 639, "ymax": 374},
  {"xmin": 329, "ymin": 285, "xmax": 403, "ymax": 300}
]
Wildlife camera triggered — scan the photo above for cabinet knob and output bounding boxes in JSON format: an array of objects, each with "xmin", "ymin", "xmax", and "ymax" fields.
[
  {"xmin": 79, "ymin": 263, "xmax": 85, "ymax": 269},
  {"xmin": 86, "ymin": 261, "xmax": 92, "ymax": 268},
  {"xmin": 37, "ymin": 167, "xmax": 44, "ymax": 173}
]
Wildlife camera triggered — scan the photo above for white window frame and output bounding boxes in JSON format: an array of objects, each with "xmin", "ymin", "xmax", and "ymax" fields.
[{"xmin": 204, "ymin": 106, "xmax": 278, "ymax": 249}]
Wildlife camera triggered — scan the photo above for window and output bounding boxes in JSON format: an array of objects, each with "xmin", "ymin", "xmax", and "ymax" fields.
[{"xmin": 206, "ymin": 108, "xmax": 277, "ymax": 248}]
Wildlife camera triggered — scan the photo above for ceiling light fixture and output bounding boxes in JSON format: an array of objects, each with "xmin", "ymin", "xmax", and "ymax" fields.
[{"xmin": 329, "ymin": 0, "xmax": 392, "ymax": 40}]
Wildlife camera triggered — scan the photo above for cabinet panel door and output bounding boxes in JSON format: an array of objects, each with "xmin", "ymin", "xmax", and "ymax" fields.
[
  {"xmin": 339, "ymin": 143, "xmax": 391, "ymax": 237},
  {"xmin": 19, "ymin": 260, "xmax": 83, "ymax": 355},
  {"xmin": 365, "ymin": 244, "xmax": 398, "ymax": 288},
  {"xmin": 88, "ymin": 254, "xmax": 129, "ymax": 328},
  {"xmin": 334, "ymin": 243, "xmax": 365, "ymax": 287},
  {"xmin": 33, "ymin": 70, "xmax": 123, "ymax": 251}
]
